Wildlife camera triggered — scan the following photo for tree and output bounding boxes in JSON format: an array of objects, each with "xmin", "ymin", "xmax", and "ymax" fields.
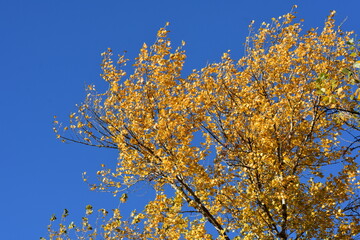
[{"xmin": 49, "ymin": 8, "xmax": 360, "ymax": 239}]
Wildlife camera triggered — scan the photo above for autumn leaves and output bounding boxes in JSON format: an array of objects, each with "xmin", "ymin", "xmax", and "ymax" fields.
[{"xmin": 50, "ymin": 10, "xmax": 360, "ymax": 239}]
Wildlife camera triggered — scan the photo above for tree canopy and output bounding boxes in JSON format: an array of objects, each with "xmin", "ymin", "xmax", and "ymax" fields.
[{"xmin": 49, "ymin": 8, "xmax": 360, "ymax": 240}]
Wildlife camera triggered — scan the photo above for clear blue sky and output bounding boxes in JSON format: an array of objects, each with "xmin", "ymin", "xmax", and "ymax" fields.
[{"xmin": 1, "ymin": 0, "xmax": 359, "ymax": 239}]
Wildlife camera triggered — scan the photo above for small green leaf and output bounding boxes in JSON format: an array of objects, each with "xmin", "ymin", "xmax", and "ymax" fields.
[
  {"xmin": 346, "ymin": 38, "xmax": 354, "ymax": 45},
  {"xmin": 353, "ymin": 61, "xmax": 360, "ymax": 69},
  {"xmin": 342, "ymin": 68, "xmax": 352, "ymax": 76},
  {"xmin": 318, "ymin": 72, "xmax": 328, "ymax": 81}
]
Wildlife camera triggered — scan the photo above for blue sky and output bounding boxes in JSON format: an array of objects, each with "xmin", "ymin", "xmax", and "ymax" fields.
[{"xmin": 1, "ymin": 0, "xmax": 360, "ymax": 239}]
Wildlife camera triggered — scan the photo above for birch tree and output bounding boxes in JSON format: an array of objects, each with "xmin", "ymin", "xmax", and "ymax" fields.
[{"xmin": 49, "ymin": 9, "xmax": 360, "ymax": 240}]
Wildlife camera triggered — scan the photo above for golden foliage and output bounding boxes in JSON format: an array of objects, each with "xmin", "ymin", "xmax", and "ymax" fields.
[{"xmin": 49, "ymin": 9, "xmax": 360, "ymax": 239}]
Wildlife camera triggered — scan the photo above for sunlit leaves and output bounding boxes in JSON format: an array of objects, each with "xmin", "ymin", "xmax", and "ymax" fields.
[
  {"xmin": 49, "ymin": 9, "xmax": 360, "ymax": 240},
  {"xmin": 85, "ymin": 205, "xmax": 93, "ymax": 215},
  {"xmin": 354, "ymin": 61, "xmax": 360, "ymax": 69}
]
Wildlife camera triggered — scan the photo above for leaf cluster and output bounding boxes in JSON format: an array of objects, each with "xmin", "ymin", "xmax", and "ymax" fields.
[{"xmin": 49, "ymin": 9, "xmax": 360, "ymax": 240}]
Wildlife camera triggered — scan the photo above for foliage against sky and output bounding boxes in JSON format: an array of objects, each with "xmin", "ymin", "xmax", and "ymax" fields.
[{"xmin": 49, "ymin": 8, "xmax": 360, "ymax": 240}]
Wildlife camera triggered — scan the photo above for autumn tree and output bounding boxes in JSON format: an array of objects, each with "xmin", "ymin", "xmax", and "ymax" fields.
[{"xmin": 49, "ymin": 8, "xmax": 360, "ymax": 240}]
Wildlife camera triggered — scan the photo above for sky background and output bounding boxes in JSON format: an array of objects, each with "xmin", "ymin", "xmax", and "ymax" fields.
[{"xmin": 1, "ymin": 0, "xmax": 360, "ymax": 239}]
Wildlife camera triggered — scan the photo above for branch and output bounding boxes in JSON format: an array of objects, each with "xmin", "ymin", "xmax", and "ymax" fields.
[{"xmin": 172, "ymin": 176, "xmax": 231, "ymax": 240}]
